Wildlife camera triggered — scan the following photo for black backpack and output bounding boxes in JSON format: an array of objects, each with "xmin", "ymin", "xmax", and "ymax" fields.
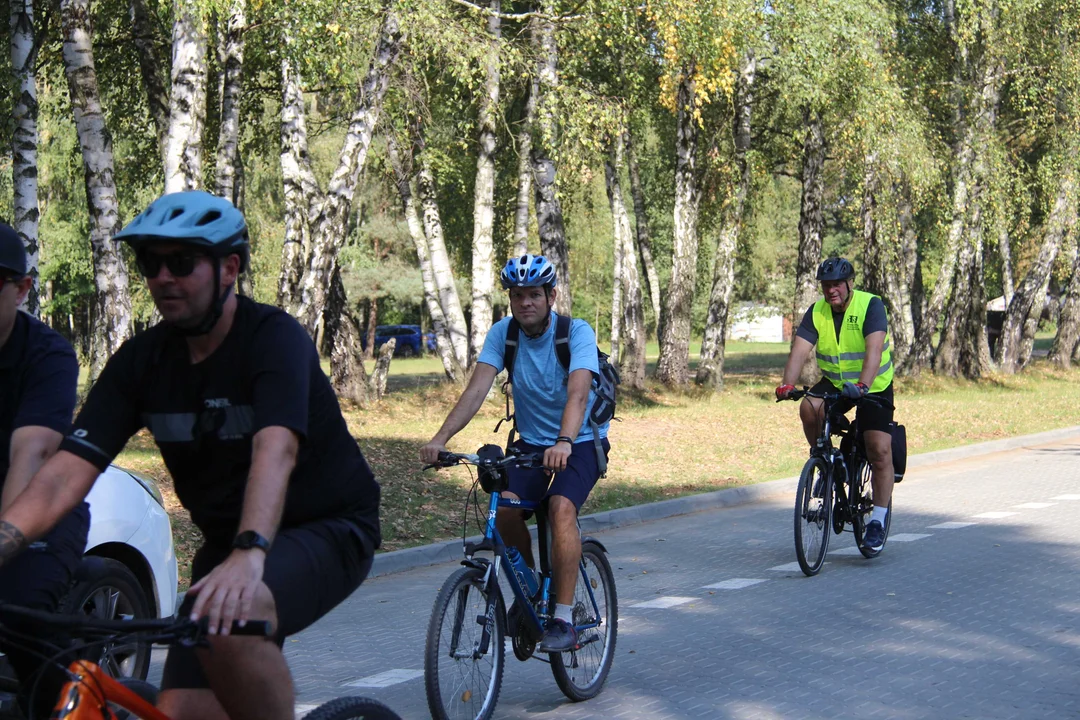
[{"xmin": 500, "ymin": 314, "xmax": 619, "ymax": 476}]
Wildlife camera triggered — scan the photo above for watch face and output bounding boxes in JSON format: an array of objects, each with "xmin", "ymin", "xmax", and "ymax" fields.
[{"xmin": 234, "ymin": 531, "xmax": 267, "ymax": 550}]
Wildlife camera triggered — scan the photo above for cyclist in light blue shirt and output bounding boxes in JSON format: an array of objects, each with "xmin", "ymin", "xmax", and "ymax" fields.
[{"xmin": 420, "ymin": 254, "xmax": 610, "ymax": 653}]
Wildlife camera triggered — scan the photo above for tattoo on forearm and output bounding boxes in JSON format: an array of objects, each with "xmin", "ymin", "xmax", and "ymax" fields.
[{"xmin": 0, "ymin": 521, "xmax": 28, "ymax": 563}]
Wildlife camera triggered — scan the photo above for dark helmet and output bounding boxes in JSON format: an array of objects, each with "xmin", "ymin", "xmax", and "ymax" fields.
[
  {"xmin": 816, "ymin": 257, "xmax": 854, "ymax": 282},
  {"xmin": 0, "ymin": 223, "xmax": 27, "ymax": 277}
]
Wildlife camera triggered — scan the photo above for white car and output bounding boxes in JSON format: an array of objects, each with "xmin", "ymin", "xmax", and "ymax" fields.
[{"xmin": 0, "ymin": 463, "xmax": 178, "ymax": 702}]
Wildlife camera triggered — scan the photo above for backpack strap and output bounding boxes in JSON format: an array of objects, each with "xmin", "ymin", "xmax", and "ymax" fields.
[
  {"xmin": 496, "ymin": 318, "xmax": 522, "ymax": 448},
  {"xmin": 554, "ymin": 314, "xmax": 572, "ymax": 374}
]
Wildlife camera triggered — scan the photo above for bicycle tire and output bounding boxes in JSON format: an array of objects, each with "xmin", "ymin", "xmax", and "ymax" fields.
[
  {"xmin": 851, "ymin": 454, "xmax": 892, "ymax": 558},
  {"xmin": 794, "ymin": 456, "xmax": 833, "ymax": 576},
  {"xmin": 303, "ymin": 696, "xmax": 403, "ymax": 720},
  {"xmin": 424, "ymin": 566, "xmax": 505, "ymax": 720},
  {"xmin": 550, "ymin": 541, "xmax": 618, "ymax": 701}
]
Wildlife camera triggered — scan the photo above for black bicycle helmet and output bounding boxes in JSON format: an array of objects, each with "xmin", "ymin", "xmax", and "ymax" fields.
[
  {"xmin": 0, "ymin": 223, "xmax": 27, "ymax": 277},
  {"xmin": 816, "ymin": 257, "xmax": 855, "ymax": 281}
]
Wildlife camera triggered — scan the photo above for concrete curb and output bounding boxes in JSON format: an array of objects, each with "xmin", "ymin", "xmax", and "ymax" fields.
[{"xmin": 369, "ymin": 424, "xmax": 1080, "ymax": 579}]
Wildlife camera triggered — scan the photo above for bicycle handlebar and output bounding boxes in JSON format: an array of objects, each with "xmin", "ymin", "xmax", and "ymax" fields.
[
  {"xmin": 778, "ymin": 387, "xmax": 894, "ymax": 410},
  {"xmin": 0, "ymin": 602, "xmax": 273, "ymax": 643},
  {"xmin": 424, "ymin": 448, "xmax": 545, "ymax": 472}
]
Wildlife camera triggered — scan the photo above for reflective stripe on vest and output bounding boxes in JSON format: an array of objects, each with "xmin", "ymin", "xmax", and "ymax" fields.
[{"xmin": 812, "ymin": 290, "xmax": 894, "ymax": 393}]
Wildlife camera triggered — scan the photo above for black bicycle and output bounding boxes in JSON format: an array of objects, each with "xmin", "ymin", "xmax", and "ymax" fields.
[
  {"xmin": 779, "ymin": 388, "xmax": 894, "ymax": 576},
  {"xmin": 422, "ymin": 445, "xmax": 617, "ymax": 720}
]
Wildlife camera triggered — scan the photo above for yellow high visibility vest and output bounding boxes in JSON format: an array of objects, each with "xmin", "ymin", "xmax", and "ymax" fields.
[{"xmin": 812, "ymin": 290, "xmax": 893, "ymax": 392}]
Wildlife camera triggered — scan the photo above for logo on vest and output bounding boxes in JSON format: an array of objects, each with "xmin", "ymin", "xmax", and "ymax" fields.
[{"xmin": 846, "ymin": 315, "xmax": 859, "ymax": 327}]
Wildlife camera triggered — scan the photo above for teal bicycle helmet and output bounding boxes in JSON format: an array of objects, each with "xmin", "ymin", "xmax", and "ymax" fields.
[
  {"xmin": 116, "ymin": 191, "xmax": 250, "ymax": 336},
  {"xmin": 500, "ymin": 254, "xmax": 557, "ymax": 289}
]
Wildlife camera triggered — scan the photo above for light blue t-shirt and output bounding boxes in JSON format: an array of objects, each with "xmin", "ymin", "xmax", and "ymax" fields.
[{"xmin": 478, "ymin": 312, "xmax": 609, "ymax": 446}]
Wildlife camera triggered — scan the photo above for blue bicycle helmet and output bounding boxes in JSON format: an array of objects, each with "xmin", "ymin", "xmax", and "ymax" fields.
[
  {"xmin": 500, "ymin": 254, "xmax": 557, "ymax": 290},
  {"xmin": 115, "ymin": 190, "xmax": 249, "ymax": 270},
  {"xmin": 117, "ymin": 191, "xmax": 250, "ymax": 336},
  {"xmin": 816, "ymin": 257, "xmax": 855, "ymax": 281}
]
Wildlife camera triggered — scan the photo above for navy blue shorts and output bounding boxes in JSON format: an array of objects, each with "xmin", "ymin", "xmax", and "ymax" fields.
[
  {"xmin": 507, "ymin": 438, "xmax": 610, "ymax": 512},
  {"xmin": 160, "ymin": 517, "xmax": 372, "ymax": 690}
]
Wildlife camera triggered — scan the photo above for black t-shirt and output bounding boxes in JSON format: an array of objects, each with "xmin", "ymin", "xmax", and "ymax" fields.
[
  {"xmin": 59, "ymin": 297, "xmax": 381, "ymax": 551},
  {"xmin": 795, "ymin": 296, "xmax": 887, "ymax": 345},
  {"xmin": 0, "ymin": 312, "xmax": 80, "ymax": 485}
]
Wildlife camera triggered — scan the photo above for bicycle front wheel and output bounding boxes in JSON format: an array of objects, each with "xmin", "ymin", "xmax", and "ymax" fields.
[
  {"xmin": 851, "ymin": 455, "xmax": 892, "ymax": 558},
  {"xmin": 304, "ymin": 696, "xmax": 403, "ymax": 720},
  {"xmin": 550, "ymin": 541, "xmax": 618, "ymax": 701},
  {"xmin": 424, "ymin": 566, "xmax": 505, "ymax": 720},
  {"xmin": 794, "ymin": 456, "xmax": 833, "ymax": 576}
]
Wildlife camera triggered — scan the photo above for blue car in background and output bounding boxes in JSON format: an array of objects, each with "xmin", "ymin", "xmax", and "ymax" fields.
[{"xmin": 367, "ymin": 324, "xmax": 434, "ymax": 357}]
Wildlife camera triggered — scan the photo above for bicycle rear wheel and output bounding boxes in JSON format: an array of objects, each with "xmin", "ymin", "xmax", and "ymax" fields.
[
  {"xmin": 550, "ymin": 541, "xmax": 617, "ymax": 701},
  {"xmin": 424, "ymin": 566, "xmax": 505, "ymax": 720},
  {"xmin": 851, "ymin": 455, "xmax": 892, "ymax": 558},
  {"xmin": 794, "ymin": 456, "xmax": 833, "ymax": 576},
  {"xmin": 304, "ymin": 696, "xmax": 403, "ymax": 720}
]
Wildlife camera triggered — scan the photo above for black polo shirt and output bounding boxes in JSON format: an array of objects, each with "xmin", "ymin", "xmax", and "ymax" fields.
[
  {"xmin": 0, "ymin": 312, "xmax": 80, "ymax": 484},
  {"xmin": 59, "ymin": 296, "xmax": 381, "ymax": 552}
]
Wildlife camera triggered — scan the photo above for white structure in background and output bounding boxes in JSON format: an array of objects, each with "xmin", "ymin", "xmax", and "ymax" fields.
[{"xmin": 728, "ymin": 303, "xmax": 785, "ymax": 342}]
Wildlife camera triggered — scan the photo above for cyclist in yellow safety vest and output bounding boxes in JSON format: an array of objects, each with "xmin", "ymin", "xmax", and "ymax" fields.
[{"xmin": 775, "ymin": 257, "xmax": 895, "ymax": 551}]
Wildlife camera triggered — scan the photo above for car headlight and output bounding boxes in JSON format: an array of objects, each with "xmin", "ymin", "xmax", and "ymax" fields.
[{"xmin": 123, "ymin": 469, "xmax": 166, "ymax": 507}]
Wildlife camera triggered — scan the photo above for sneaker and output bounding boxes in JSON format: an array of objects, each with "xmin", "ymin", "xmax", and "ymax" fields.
[
  {"xmin": 538, "ymin": 618, "xmax": 578, "ymax": 653},
  {"xmin": 862, "ymin": 519, "xmax": 885, "ymax": 551}
]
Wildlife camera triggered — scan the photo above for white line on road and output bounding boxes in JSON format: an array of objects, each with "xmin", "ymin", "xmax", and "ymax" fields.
[
  {"xmin": 1052, "ymin": 494, "xmax": 1080, "ymax": 500},
  {"xmin": 829, "ymin": 547, "xmax": 864, "ymax": 556},
  {"xmin": 972, "ymin": 512, "xmax": 1019, "ymax": 519},
  {"xmin": 345, "ymin": 669, "xmax": 424, "ymax": 688},
  {"xmin": 928, "ymin": 521, "xmax": 977, "ymax": 529},
  {"xmin": 631, "ymin": 596, "xmax": 697, "ymax": 609},
  {"xmin": 702, "ymin": 578, "xmax": 768, "ymax": 590},
  {"xmin": 889, "ymin": 533, "xmax": 933, "ymax": 542},
  {"xmin": 1014, "ymin": 502, "xmax": 1056, "ymax": 509}
]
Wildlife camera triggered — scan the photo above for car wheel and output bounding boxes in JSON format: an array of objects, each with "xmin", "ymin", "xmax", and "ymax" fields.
[
  {"xmin": 62, "ymin": 557, "xmax": 152, "ymax": 681},
  {"xmin": 396, "ymin": 343, "xmax": 416, "ymax": 358}
]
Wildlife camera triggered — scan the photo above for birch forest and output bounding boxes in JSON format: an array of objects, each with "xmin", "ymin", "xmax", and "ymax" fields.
[{"xmin": 2, "ymin": 0, "xmax": 1080, "ymax": 401}]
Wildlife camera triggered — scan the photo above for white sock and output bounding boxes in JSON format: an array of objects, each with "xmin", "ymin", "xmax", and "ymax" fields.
[
  {"xmin": 870, "ymin": 506, "xmax": 888, "ymax": 525},
  {"xmin": 554, "ymin": 603, "xmax": 574, "ymax": 624}
]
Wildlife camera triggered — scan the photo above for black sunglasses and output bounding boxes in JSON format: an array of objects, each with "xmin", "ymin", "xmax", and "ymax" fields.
[{"xmin": 135, "ymin": 249, "xmax": 204, "ymax": 279}]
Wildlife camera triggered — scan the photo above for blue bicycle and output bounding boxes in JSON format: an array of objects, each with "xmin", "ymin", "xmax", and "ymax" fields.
[{"xmin": 422, "ymin": 445, "xmax": 618, "ymax": 720}]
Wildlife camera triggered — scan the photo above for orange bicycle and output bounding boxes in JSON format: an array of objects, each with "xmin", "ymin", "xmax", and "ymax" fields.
[{"xmin": 0, "ymin": 603, "xmax": 400, "ymax": 720}]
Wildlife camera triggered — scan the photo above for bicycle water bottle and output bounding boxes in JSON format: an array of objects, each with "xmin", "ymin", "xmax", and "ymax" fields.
[{"xmin": 505, "ymin": 546, "xmax": 539, "ymax": 598}]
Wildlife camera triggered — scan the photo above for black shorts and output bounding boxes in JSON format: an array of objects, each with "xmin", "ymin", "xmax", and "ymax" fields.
[
  {"xmin": 160, "ymin": 517, "xmax": 373, "ymax": 690},
  {"xmin": 506, "ymin": 438, "xmax": 610, "ymax": 513},
  {"xmin": 809, "ymin": 378, "xmax": 894, "ymax": 434},
  {"xmin": 0, "ymin": 503, "xmax": 89, "ymax": 719}
]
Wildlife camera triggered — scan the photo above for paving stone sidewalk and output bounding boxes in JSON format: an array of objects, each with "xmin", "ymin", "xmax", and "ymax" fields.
[{"xmin": 155, "ymin": 432, "xmax": 1080, "ymax": 719}]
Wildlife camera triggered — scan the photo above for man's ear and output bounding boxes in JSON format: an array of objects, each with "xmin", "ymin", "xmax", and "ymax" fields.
[{"xmin": 15, "ymin": 275, "xmax": 33, "ymax": 305}]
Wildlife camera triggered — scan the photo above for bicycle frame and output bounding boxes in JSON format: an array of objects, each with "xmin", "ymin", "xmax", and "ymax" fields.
[
  {"xmin": 810, "ymin": 394, "xmax": 866, "ymax": 522},
  {"xmin": 50, "ymin": 659, "xmax": 167, "ymax": 720},
  {"xmin": 463, "ymin": 488, "xmax": 605, "ymax": 655}
]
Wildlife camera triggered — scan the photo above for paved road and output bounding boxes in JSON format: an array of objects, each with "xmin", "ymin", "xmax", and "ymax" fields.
[{"xmin": 156, "ymin": 436, "xmax": 1080, "ymax": 719}]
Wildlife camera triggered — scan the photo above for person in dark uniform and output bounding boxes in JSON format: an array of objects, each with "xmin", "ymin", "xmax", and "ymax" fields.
[
  {"xmin": 0, "ymin": 222, "xmax": 87, "ymax": 719},
  {"xmin": 0, "ymin": 193, "xmax": 381, "ymax": 720}
]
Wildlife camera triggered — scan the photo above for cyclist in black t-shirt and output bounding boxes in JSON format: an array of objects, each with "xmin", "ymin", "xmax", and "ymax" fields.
[
  {"xmin": 0, "ymin": 223, "xmax": 88, "ymax": 719},
  {"xmin": 0, "ymin": 193, "xmax": 381, "ymax": 720}
]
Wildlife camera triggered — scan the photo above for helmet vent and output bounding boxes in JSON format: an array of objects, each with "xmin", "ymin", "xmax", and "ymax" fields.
[
  {"xmin": 166, "ymin": 208, "xmax": 184, "ymax": 223},
  {"xmin": 196, "ymin": 210, "xmax": 222, "ymax": 226}
]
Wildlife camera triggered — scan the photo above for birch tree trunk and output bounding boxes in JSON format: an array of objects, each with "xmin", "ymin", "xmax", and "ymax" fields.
[
  {"xmin": 11, "ymin": 0, "xmax": 40, "ymax": 315},
  {"xmin": 415, "ymin": 147, "xmax": 470, "ymax": 370},
  {"xmin": 530, "ymin": 9, "xmax": 570, "ymax": 314},
  {"xmin": 164, "ymin": 0, "xmax": 208, "ymax": 193},
  {"xmin": 511, "ymin": 74, "xmax": 538, "ymax": 258},
  {"xmin": 862, "ymin": 159, "xmax": 913, "ymax": 369},
  {"xmin": 214, "ymin": 0, "xmax": 245, "ymax": 205},
  {"xmin": 324, "ymin": 268, "xmax": 378, "ymax": 405},
  {"xmin": 610, "ymin": 131, "xmax": 646, "ymax": 389},
  {"xmin": 386, "ymin": 134, "xmax": 464, "ymax": 382},
  {"xmin": 604, "ymin": 142, "xmax": 629, "ymax": 363},
  {"xmin": 277, "ymin": 54, "xmax": 320, "ymax": 314},
  {"xmin": 792, "ymin": 112, "xmax": 826, "ymax": 384},
  {"xmin": 626, "ymin": 128, "xmax": 661, "ymax": 333},
  {"xmin": 896, "ymin": 182, "xmax": 923, "ymax": 352},
  {"xmin": 1049, "ymin": 234, "xmax": 1080, "ymax": 367},
  {"xmin": 997, "ymin": 225, "xmax": 1014, "ymax": 307},
  {"xmin": 697, "ymin": 52, "xmax": 755, "ymax": 388},
  {"xmin": 655, "ymin": 71, "xmax": 700, "ymax": 386},
  {"xmin": 292, "ymin": 10, "xmax": 400, "ymax": 333},
  {"xmin": 996, "ymin": 154, "xmax": 1077, "ymax": 372},
  {"xmin": 469, "ymin": 1, "xmax": 501, "ymax": 365},
  {"xmin": 130, "ymin": 0, "xmax": 169, "ymax": 163},
  {"xmin": 61, "ymin": 0, "xmax": 134, "ymax": 377}
]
